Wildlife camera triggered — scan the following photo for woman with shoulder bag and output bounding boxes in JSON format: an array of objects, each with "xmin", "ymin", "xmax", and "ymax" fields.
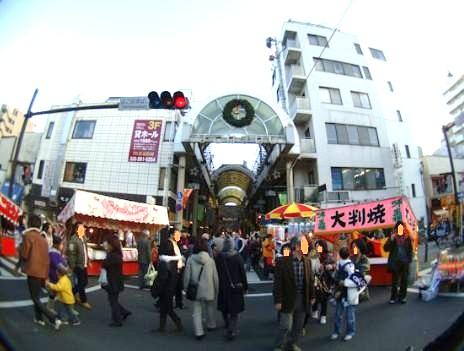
[
  {"xmin": 183, "ymin": 238, "xmax": 219, "ymax": 340},
  {"xmin": 214, "ymin": 237, "xmax": 248, "ymax": 341},
  {"xmin": 102, "ymin": 235, "xmax": 131, "ymax": 327}
]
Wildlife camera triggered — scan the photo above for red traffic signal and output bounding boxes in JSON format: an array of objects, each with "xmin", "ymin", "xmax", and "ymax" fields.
[{"xmin": 148, "ymin": 91, "xmax": 189, "ymax": 110}]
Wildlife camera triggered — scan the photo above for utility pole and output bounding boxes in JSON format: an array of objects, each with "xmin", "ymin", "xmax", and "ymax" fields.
[
  {"xmin": 443, "ymin": 123, "xmax": 461, "ymax": 241},
  {"xmin": 8, "ymin": 89, "xmax": 38, "ymax": 199}
]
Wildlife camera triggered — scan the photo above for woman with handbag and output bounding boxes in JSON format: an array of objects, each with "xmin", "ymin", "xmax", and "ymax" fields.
[
  {"xmin": 183, "ymin": 238, "xmax": 219, "ymax": 340},
  {"xmin": 102, "ymin": 235, "xmax": 131, "ymax": 327},
  {"xmin": 215, "ymin": 237, "xmax": 248, "ymax": 341}
]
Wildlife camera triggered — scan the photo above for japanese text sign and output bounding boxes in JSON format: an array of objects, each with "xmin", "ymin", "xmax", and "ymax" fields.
[
  {"xmin": 128, "ymin": 120, "xmax": 162, "ymax": 163},
  {"xmin": 315, "ymin": 196, "xmax": 411, "ymax": 233}
]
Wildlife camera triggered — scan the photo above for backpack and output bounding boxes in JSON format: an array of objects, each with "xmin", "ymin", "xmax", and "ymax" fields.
[{"xmin": 335, "ymin": 262, "xmax": 352, "ymax": 282}]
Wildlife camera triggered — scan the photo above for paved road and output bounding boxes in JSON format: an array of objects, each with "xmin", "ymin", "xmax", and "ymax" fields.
[{"xmin": 0, "ymin": 276, "xmax": 462, "ymax": 351}]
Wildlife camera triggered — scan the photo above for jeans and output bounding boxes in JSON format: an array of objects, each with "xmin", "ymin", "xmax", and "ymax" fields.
[
  {"xmin": 107, "ymin": 292, "xmax": 130, "ymax": 324},
  {"xmin": 192, "ymin": 300, "xmax": 216, "ymax": 336},
  {"xmin": 391, "ymin": 262, "xmax": 409, "ymax": 301},
  {"xmin": 73, "ymin": 267, "xmax": 88, "ymax": 303},
  {"xmin": 159, "ymin": 293, "xmax": 181, "ymax": 330},
  {"xmin": 57, "ymin": 302, "xmax": 79, "ymax": 324},
  {"xmin": 138, "ymin": 263, "xmax": 149, "ymax": 288},
  {"xmin": 334, "ymin": 300, "xmax": 356, "ymax": 336},
  {"xmin": 275, "ymin": 293, "xmax": 306, "ymax": 349},
  {"xmin": 222, "ymin": 312, "xmax": 239, "ymax": 335},
  {"xmin": 312, "ymin": 290, "xmax": 328, "ymax": 317},
  {"xmin": 27, "ymin": 276, "xmax": 56, "ymax": 323}
]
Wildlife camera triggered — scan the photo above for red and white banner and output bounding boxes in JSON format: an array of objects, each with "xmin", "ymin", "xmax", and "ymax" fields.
[
  {"xmin": 315, "ymin": 196, "xmax": 417, "ymax": 234},
  {"xmin": 0, "ymin": 193, "xmax": 21, "ymax": 225},
  {"xmin": 128, "ymin": 120, "xmax": 162, "ymax": 163},
  {"xmin": 58, "ymin": 190, "xmax": 169, "ymax": 226}
]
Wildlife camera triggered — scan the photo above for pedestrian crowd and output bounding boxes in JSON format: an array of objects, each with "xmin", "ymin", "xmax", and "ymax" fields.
[{"xmin": 16, "ymin": 215, "xmax": 416, "ymax": 350}]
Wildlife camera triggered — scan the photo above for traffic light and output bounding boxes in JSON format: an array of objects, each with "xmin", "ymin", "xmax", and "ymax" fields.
[{"xmin": 148, "ymin": 90, "xmax": 189, "ymax": 110}]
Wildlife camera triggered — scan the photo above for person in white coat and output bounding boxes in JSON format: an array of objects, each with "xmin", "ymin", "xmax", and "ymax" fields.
[{"xmin": 183, "ymin": 238, "xmax": 219, "ymax": 340}]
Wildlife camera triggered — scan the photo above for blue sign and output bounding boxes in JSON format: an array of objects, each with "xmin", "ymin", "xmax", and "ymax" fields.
[
  {"xmin": 177, "ymin": 191, "xmax": 183, "ymax": 200},
  {"xmin": 1, "ymin": 182, "xmax": 24, "ymax": 205}
]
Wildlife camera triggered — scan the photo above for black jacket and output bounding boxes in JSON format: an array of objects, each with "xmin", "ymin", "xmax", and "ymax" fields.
[
  {"xmin": 137, "ymin": 238, "xmax": 151, "ymax": 265},
  {"xmin": 383, "ymin": 236, "xmax": 413, "ymax": 271},
  {"xmin": 273, "ymin": 255, "xmax": 314, "ymax": 314},
  {"xmin": 102, "ymin": 251, "xmax": 124, "ymax": 295},
  {"xmin": 157, "ymin": 259, "xmax": 178, "ymax": 298},
  {"xmin": 215, "ymin": 252, "xmax": 248, "ymax": 314}
]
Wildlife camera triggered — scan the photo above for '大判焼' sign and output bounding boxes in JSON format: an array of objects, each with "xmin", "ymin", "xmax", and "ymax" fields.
[{"xmin": 128, "ymin": 120, "xmax": 162, "ymax": 163}]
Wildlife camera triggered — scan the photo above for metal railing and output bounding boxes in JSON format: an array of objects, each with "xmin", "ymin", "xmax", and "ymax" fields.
[
  {"xmin": 300, "ymin": 138, "xmax": 316, "ymax": 153},
  {"xmin": 285, "ymin": 65, "xmax": 305, "ymax": 86},
  {"xmin": 289, "ymin": 97, "xmax": 311, "ymax": 119}
]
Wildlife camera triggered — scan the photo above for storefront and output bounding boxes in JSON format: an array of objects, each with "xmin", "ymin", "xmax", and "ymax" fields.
[
  {"xmin": 58, "ymin": 190, "xmax": 169, "ymax": 276},
  {"xmin": 0, "ymin": 193, "xmax": 22, "ymax": 256}
]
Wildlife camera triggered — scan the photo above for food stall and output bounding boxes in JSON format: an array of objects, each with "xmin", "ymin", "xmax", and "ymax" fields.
[
  {"xmin": 314, "ymin": 196, "xmax": 419, "ymax": 286},
  {"xmin": 58, "ymin": 190, "xmax": 169, "ymax": 276},
  {"xmin": 0, "ymin": 193, "xmax": 22, "ymax": 256}
]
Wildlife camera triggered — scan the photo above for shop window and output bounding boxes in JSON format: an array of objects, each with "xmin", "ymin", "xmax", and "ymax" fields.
[
  {"xmin": 46, "ymin": 122, "xmax": 54, "ymax": 139},
  {"xmin": 72, "ymin": 120, "xmax": 96, "ymax": 139},
  {"xmin": 37, "ymin": 160, "xmax": 45, "ymax": 180}
]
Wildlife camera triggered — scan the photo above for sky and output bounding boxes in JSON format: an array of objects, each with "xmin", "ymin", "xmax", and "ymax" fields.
[{"xmin": 1, "ymin": 0, "xmax": 463, "ymax": 168}]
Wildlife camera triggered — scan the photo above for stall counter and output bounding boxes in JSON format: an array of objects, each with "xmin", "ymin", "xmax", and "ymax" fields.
[
  {"xmin": 369, "ymin": 257, "xmax": 392, "ymax": 286},
  {"xmin": 87, "ymin": 246, "xmax": 139, "ymax": 276}
]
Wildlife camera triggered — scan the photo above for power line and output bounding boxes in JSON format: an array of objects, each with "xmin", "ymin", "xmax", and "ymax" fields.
[{"xmin": 305, "ymin": 0, "xmax": 354, "ymax": 80}]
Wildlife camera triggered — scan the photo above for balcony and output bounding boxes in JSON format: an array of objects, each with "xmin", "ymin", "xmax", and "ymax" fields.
[
  {"xmin": 283, "ymin": 39, "xmax": 302, "ymax": 65},
  {"xmin": 290, "ymin": 97, "xmax": 311, "ymax": 124},
  {"xmin": 286, "ymin": 64, "xmax": 306, "ymax": 95},
  {"xmin": 318, "ymin": 191, "xmax": 350, "ymax": 203},
  {"xmin": 300, "ymin": 138, "xmax": 316, "ymax": 154}
]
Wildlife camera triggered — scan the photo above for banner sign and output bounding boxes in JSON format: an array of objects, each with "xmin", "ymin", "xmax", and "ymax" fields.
[
  {"xmin": 315, "ymin": 196, "xmax": 416, "ymax": 234},
  {"xmin": 0, "ymin": 193, "xmax": 21, "ymax": 225},
  {"xmin": 128, "ymin": 120, "xmax": 162, "ymax": 163}
]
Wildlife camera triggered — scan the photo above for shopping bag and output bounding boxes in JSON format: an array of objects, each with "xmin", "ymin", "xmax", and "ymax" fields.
[
  {"xmin": 144, "ymin": 263, "xmax": 157, "ymax": 287},
  {"xmin": 98, "ymin": 268, "xmax": 108, "ymax": 287}
]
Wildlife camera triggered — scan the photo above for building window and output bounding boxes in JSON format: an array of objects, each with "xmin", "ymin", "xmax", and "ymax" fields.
[
  {"xmin": 326, "ymin": 123, "xmax": 379, "ymax": 146},
  {"xmin": 158, "ymin": 167, "xmax": 166, "ymax": 190},
  {"xmin": 45, "ymin": 122, "xmax": 55, "ymax": 139},
  {"xmin": 37, "ymin": 160, "xmax": 45, "ymax": 180},
  {"xmin": 362, "ymin": 66, "xmax": 372, "ymax": 80},
  {"xmin": 319, "ymin": 87, "xmax": 343, "ymax": 105},
  {"xmin": 397, "ymin": 110, "xmax": 403, "ymax": 122},
  {"xmin": 63, "ymin": 162, "xmax": 87, "ymax": 183},
  {"xmin": 354, "ymin": 43, "xmax": 363, "ymax": 55},
  {"xmin": 164, "ymin": 122, "xmax": 177, "ymax": 142},
  {"xmin": 405, "ymin": 145, "xmax": 411, "ymax": 158},
  {"xmin": 314, "ymin": 58, "xmax": 363, "ymax": 79},
  {"xmin": 276, "ymin": 86, "xmax": 281, "ymax": 103},
  {"xmin": 304, "ymin": 127, "xmax": 311, "ymax": 138},
  {"xmin": 388, "ymin": 81, "xmax": 394, "ymax": 92},
  {"xmin": 369, "ymin": 48, "xmax": 386, "ymax": 61},
  {"xmin": 72, "ymin": 120, "xmax": 96, "ymax": 139},
  {"xmin": 308, "ymin": 34, "xmax": 328, "ymax": 47},
  {"xmin": 272, "ymin": 70, "xmax": 276, "ymax": 86},
  {"xmin": 351, "ymin": 91, "xmax": 372, "ymax": 109},
  {"xmin": 331, "ymin": 167, "xmax": 385, "ymax": 190},
  {"xmin": 411, "ymin": 184, "xmax": 416, "ymax": 198}
]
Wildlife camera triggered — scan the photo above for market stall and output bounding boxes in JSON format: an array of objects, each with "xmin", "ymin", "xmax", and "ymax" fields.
[
  {"xmin": 0, "ymin": 193, "xmax": 22, "ymax": 256},
  {"xmin": 314, "ymin": 195, "xmax": 419, "ymax": 286},
  {"xmin": 58, "ymin": 190, "xmax": 169, "ymax": 276}
]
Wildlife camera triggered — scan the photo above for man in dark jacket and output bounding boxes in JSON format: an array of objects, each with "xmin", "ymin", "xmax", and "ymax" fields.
[
  {"xmin": 273, "ymin": 235, "xmax": 314, "ymax": 351},
  {"xmin": 67, "ymin": 222, "xmax": 91, "ymax": 309},
  {"xmin": 384, "ymin": 221, "xmax": 413, "ymax": 304},
  {"xmin": 137, "ymin": 230, "xmax": 151, "ymax": 289}
]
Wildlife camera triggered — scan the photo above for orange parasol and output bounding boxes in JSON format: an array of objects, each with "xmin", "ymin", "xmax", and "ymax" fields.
[{"xmin": 265, "ymin": 202, "xmax": 318, "ymax": 220}]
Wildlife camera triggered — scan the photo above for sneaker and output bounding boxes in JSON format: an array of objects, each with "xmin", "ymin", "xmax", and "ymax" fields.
[
  {"xmin": 71, "ymin": 321, "xmax": 81, "ymax": 326},
  {"xmin": 389, "ymin": 299, "xmax": 396, "ymax": 304},
  {"xmin": 33, "ymin": 319, "xmax": 45, "ymax": 326},
  {"xmin": 400, "ymin": 298, "xmax": 407, "ymax": 304},
  {"xmin": 54, "ymin": 319, "xmax": 62, "ymax": 330},
  {"xmin": 312, "ymin": 310, "xmax": 319, "ymax": 319},
  {"xmin": 344, "ymin": 334, "xmax": 354, "ymax": 341},
  {"xmin": 330, "ymin": 333, "xmax": 339, "ymax": 340},
  {"xmin": 61, "ymin": 321, "xmax": 70, "ymax": 325},
  {"xmin": 320, "ymin": 316, "xmax": 327, "ymax": 325}
]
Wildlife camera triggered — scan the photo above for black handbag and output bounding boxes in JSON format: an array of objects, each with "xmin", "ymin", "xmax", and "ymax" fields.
[
  {"xmin": 186, "ymin": 264, "xmax": 204, "ymax": 301},
  {"xmin": 150, "ymin": 276, "xmax": 161, "ymax": 299}
]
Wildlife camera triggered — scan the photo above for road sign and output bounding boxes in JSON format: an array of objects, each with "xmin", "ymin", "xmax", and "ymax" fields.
[{"xmin": 119, "ymin": 97, "xmax": 149, "ymax": 110}]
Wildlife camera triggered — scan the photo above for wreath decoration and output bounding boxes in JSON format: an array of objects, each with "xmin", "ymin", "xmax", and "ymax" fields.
[{"xmin": 222, "ymin": 99, "xmax": 255, "ymax": 128}]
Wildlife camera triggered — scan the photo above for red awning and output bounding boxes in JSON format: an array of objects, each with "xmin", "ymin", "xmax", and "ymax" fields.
[{"xmin": 0, "ymin": 193, "xmax": 21, "ymax": 226}]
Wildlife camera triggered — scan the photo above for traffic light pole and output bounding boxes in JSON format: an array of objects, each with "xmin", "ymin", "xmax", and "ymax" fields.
[{"xmin": 7, "ymin": 89, "xmax": 119, "ymax": 201}]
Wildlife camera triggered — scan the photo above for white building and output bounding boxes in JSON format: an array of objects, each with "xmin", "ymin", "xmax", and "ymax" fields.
[
  {"xmin": 270, "ymin": 20, "xmax": 426, "ymax": 222},
  {"xmin": 441, "ymin": 73, "xmax": 464, "ymax": 157},
  {"xmin": 30, "ymin": 99, "xmax": 180, "ymax": 221}
]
